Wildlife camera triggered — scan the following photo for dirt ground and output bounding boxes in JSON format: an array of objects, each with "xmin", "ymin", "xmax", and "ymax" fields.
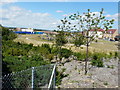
[{"xmin": 57, "ymin": 58, "xmax": 118, "ymax": 88}]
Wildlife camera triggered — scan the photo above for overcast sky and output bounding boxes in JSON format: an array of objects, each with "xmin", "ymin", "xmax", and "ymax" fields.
[{"xmin": 0, "ymin": 0, "xmax": 119, "ymax": 31}]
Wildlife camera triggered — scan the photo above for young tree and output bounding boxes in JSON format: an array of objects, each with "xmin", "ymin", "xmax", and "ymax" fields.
[
  {"xmin": 59, "ymin": 8, "xmax": 114, "ymax": 74},
  {"xmin": 55, "ymin": 18, "xmax": 68, "ymax": 61}
]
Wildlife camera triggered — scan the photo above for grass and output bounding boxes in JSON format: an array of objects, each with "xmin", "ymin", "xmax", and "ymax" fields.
[
  {"xmin": 14, "ymin": 34, "xmax": 118, "ymax": 53},
  {"xmin": 103, "ymin": 82, "xmax": 109, "ymax": 86},
  {"xmin": 90, "ymin": 39, "xmax": 118, "ymax": 52}
]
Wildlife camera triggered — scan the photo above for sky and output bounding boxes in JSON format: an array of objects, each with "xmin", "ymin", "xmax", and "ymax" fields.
[{"xmin": 0, "ymin": 1, "xmax": 119, "ymax": 31}]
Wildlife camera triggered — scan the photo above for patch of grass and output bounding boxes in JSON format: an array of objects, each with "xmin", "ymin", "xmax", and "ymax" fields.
[
  {"xmin": 70, "ymin": 80, "xmax": 79, "ymax": 83},
  {"xmin": 62, "ymin": 68, "xmax": 66, "ymax": 72},
  {"xmin": 107, "ymin": 65, "xmax": 114, "ymax": 69},
  {"xmin": 78, "ymin": 70, "xmax": 81, "ymax": 74},
  {"xmin": 80, "ymin": 47, "xmax": 83, "ymax": 49},
  {"xmin": 56, "ymin": 67, "xmax": 68, "ymax": 86},
  {"xmin": 74, "ymin": 66, "xmax": 77, "ymax": 70},
  {"xmin": 103, "ymin": 82, "xmax": 108, "ymax": 85}
]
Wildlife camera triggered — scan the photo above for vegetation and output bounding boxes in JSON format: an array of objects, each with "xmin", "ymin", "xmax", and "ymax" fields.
[
  {"xmin": 2, "ymin": 26, "xmax": 51, "ymax": 75},
  {"xmin": 57, "ymin": 8, "xmax": 114, "ymax": 74},
  {"xmin": 55, "ymin": 31, "xmax": 67, "ymax": 47},
  {"xmin": 74, "ymin": 34, "xmax": 86, "ymax": 47},
  {"xmin": 55, "ymin": 26, "xmax": 68, "ymax": 60},
  {"xmin": 2, "ymin": 24, "xmax": 117, "ymax": 87},
  {"xmin": 56, "ymin": 67, "xmax": 68, "ymax": 86}
]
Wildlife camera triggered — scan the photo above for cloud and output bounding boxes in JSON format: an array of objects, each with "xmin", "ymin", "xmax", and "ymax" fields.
[
  {"xmin": 105, "ymin": 13, "xmax": 118, "ymax": 21},
  {"xmin": 0, "ymin": 0, "xmax": 17, "ymax": 5},
  {"xmin": 106, "ymin": 13, "xmax": 118, "ymax": 18},
  {"xmin": 56, "ymin": 10, "xmax": 63, "ymax": 13},
  {"xmin": 1, "ymin": 6, "xmax": 60, "ymax": 30}
]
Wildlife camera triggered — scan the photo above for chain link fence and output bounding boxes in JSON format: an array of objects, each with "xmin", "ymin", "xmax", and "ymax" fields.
[{"xmin": 2, "ymin": 64, "xmax": 56, "ymax": 89}]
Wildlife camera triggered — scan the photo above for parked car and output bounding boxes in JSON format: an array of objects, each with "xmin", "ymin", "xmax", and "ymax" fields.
[
  {"xmin": 109, "ymin": 39, "xmax": 115, "ymax": 42},
  {"xmin": 114, "ymin": 35, "xmax": 120, "ymax": 41}
]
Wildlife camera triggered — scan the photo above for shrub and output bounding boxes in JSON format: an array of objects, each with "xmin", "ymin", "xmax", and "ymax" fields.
[
  {"xmin": 91, "ymin": 52, "xmax": 110, "ymax": 59},
  {"xmin": 114, "ymin": 52, "xmax": 118, "ymax": 58},
  {"xmin": 91, "ymin": 53, "xmax": 104, "ymax": 67},
  {"xmin": 56, "ymin": 67, "xmax": 68, "ymax": 86},
  {"xmin": 73, "ymin": 52, "xmax": 86, "ymax": 61},
  {"xmin": 51, "ymin": 47, "xmax": 59, "ymax": 55},
  {"xmin": 91, "ymin": 59, "xmax": 97, "ymax": 66},
  {"xmin": 107, "ymin": 65, "xmax": 114, "ymax": 69},
  {"xmin": 41, "ymin": 44, "xmax": 51, "ymax": 53},
  {"xmin": 97, "ymin": 60, "xmax": 104, "ymax": 67},
  {"xmin": 95, "ymin": 40, "xmax": 98, "ymax": 42},
  {"xmin": 39, "ymin": 47, "xmax": 50, "ymax": 56},
  {"xmin": 55, "ymin": 31, "xmax": 67, "ymax": 46},
  {"xmin": 60, "ymin": 48, "xmax": 73, "ymax": 58},
  {"xmin": 74, "ymin": 34, "xmax": 85, "ymax": 47},
  {"xmin": 80, "ymin": 47, "xmax": 83, "ymax": 49},
  {"xmin": 104, "ymin": 82, "xmax": 108, "ymax": 85},
  {"xmin": 91, "ymin": 59, "xmax": 104, "ymax": 67},
  {"xmin": 93, "ymin": 54, "xmax": 98, "ymax": 60},
  {"xmin": 46, "ymin": 54, "xmax": 54, "ymax": 60}
]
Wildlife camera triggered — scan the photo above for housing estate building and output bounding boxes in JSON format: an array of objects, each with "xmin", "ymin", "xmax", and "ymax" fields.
[
  {"xmin": 104, "ymin": 29, "xmax": 118, "ymax": 40},
  {"xmin": 88, "ymin": 29, "xmax": 118, "ymax": 40},
  {"xmin": 88, "ymin": 29, "xmax": 104, "ymax": 39}
]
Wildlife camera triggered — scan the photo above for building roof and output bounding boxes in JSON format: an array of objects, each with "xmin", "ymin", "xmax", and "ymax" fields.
[
  {"xmin": 106, "ymin": 29, "xmax": 117, "ymax": 34},
  {"xmin": 90, "ymin": 29, "xmax": 117, "ymax": 34},
  {"xmin": 89, "ymin": 29, "xmax": 104, "ymax": 32}
]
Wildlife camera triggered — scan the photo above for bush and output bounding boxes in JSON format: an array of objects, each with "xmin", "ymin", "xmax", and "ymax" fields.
[
  {"xmin": 60, "ymin": 48, "xmax": 73, "ymax": 58},
  {"xmin": 74, "ymin": 34, "xmax": 85, "ymax": 47},
  {"xmin": 91, "ymin": 52, "xmax": 108, "ymax": 59},
  {"xmin": 91, "ymin": 53, "xmax": 104, "ymax": 67},
  {"xmin": 56, "ymin": 67, "xmax": 68, "ymax": 86},
  {"xmin": 51, "ymin": 47, "xmax": 59, "ymax": 55},
  {"xmin": 46, "ymin": 54, "xmax": 54, "ymax": 60},
  {"xmin": 41, "ymin": 44, "xmax": 51, "ymax": 53},
  {"xmin": 91, "ymin": 59, "xmax": 104, "ymax": 67},
  {"xmin": 97, "ymin": 60, "xmax": 104, "ymax": 67},
  {"xmin": 114, "ymin": 52, "xmax": 118, "ymax": 58},
  {"xmin": 73, "ymin": 52, "xmax": 86, "ymax": 61},
  {"xmin": 2, "ymin": 26, "xmax": 17, "ymax": 41},
  {"xmin": 80, "ymin": 47, "xmax": 83, "ymax": 49},
  {"xmin": 95, "ymin": 40, "xmax": 98, "ymax": 42},
  {"xmin": 55, "ymin": 31, "xmax": 67, "ymax": 46},
  {"xmin": 39, "ymin": 47, "xmax": 50, "ymax": 56}
]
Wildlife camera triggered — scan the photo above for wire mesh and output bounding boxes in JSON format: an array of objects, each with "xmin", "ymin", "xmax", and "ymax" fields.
[{"xmin": 2, "ymin": 64, "xmax": 55, "ymax": 89}]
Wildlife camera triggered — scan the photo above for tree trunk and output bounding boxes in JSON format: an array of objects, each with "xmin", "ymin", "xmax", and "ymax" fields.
[
  {"xmin": 59, "ymin": 46, "xmax": 62, "ymax": 61},
  {"xmin": 85, "ymin": 38, "xmax": 89, "ymax": 75}
]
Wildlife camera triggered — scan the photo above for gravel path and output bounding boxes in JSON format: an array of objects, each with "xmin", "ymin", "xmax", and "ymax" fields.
[{"xmin": 57, "ymin": 58, "xmax": 119, "ymax": 88}]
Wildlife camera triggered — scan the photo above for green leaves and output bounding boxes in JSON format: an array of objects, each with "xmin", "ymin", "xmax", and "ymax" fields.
[
  {"xmin": 74, "ymin": 34, "xmax": 86, "ymax": 47},
  {"xmin": 55, "ymin": 31, "xmax": 67, "ymax": 46},
  {"xmin": 93, "ymin": 13, "xmax": 95, "ymax": 16},
  {"xmin": 109, "ymin": 26, "xmax": 112, "ymax": 28},
  {"xmin": 88, "ymin": 9, "xmax": 90, "ymax": 12}
]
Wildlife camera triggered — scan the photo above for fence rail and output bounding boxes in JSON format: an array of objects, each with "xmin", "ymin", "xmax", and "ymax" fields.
[{"xmin": 2, "ymin": 64, "xmax": 56, "ymax": 89}]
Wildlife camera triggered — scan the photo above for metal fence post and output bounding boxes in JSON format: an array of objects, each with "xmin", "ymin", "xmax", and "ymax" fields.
[
  {"xmin": 32, "ymin": 67, "xmax": 34, "ymax": 89},
  {"xmin": 53, "ymin": 67, "xmax": 56, "ymax": 89},
  {"xmin": 48, "ymin": 64, "xmax": 56, "ymax": 89}
]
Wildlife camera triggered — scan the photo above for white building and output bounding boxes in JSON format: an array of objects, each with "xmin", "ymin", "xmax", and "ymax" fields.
[
  {"xmin": 21, "ymin": 28, "xmax": 34, "ymax": 32},
  {"xmin": 88, "ymin": 29, "xmax": 104, "ymax": 39}
]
